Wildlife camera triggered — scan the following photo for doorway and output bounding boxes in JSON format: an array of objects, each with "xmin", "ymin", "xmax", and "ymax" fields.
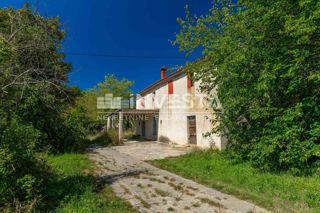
[{"xmin": 187, "ymin": 116, "xmax": 197, "ymax": 144}]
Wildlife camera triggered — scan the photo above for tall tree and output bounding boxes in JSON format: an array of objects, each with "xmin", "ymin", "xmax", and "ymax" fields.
[
  {"xmin": 0, "ymin": 5, "xmax": 85, "ymax": 210},
  {"xmin": 0, "ymin": 4, "xmax": 70, "ymax": 104},
  {"xmin": 175, "ymin": 0, "xmax": 320, "ymax": 172}
]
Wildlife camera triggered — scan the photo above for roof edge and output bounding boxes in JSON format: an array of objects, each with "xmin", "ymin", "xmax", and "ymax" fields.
[
  {"xmin": 139, "ymin": 68, "xmax": 185, "ymax": 96},
  {"xmin": 138, "ymin": 57, "xmax": 205, "ymax": 96}
]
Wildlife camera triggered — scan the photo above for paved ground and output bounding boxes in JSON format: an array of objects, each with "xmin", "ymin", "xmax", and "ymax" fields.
[
  {"xmin": 111, "ymin": 140, "xmax": 192, "ymax": 160},
  {"xmin": 89, "ymin": 141, "xmax": 268, "ymax": 213}
]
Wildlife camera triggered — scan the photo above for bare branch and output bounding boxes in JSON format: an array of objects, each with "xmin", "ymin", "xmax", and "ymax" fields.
[
  {"xmin": 8, "ymin": 25, "xmax": 27, "ymax": 42},
  {"xmin": 1, "ymin": 69, "xmax": 35, "ymax": 92}
]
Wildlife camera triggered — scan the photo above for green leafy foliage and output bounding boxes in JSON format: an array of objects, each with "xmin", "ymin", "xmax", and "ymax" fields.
[
  {"xmin": 174, "ymin": 0, "xmax": 320, "ymax": 172},
  {"xmin": 0, "ymin": 5, "xmax": 89, "ymax": 210},
  {"xmin": 14, "ymin": 93, "xmax": 88, "ymax": 153},
  {"xmin": 0, "ymin": 5, "xmax": 70, "ymax": 100},
  {"xmin": 0, "ymin": 111, "xmax": 49, "ymax": 211},
  {"xmin": 76, "ymin": 74, "xmax": 134, "ymax": 131}
]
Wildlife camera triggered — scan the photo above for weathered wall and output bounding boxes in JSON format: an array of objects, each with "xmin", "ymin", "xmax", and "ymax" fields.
[{"xmin": 135, "ymin": 115, "xmax": 158, "ymax": 140}]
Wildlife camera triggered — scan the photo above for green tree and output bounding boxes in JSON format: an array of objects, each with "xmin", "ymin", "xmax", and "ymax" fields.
[
  {"xmin": 0, "ymin": 5, "xmax": 70, "ymax": 103},
  {"xmin": 0, "ymin": 5, "xmax": 86, "ymax": 209},
  {"xmin": 175, "ymin": 0, "xmax": 320, "ymax": 173},
  {"xmin": 0, "ymin": 5, "xmax": 87, "ymax": 152},
  {"xmin": 97, "ymin": 74, "xmax": 134, "ymax": 99},
  {"xmin": 77, "ymin": 74, "xmax": 134, "ymax": 124}
]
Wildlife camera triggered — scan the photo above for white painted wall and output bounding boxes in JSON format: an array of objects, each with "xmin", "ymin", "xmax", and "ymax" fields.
[{"xmin": 136, "ymin": 73, "xmax": 225, "ymax": 149}]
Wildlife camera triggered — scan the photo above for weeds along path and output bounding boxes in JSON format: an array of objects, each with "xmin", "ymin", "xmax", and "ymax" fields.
[{"xmin": 89, "ymin": 142, "xmax": 269, "ymax": 213}]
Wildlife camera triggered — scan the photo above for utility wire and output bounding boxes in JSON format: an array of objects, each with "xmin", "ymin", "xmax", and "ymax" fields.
[{"xmin": 63, "ymin": 52, "xmax": 197, "ymax": 60}]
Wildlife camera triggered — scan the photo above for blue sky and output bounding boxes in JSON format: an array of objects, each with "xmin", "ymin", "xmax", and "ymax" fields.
[{"xmin": 0, "ymin": 0, "xmax": 212, "ymax": 92}]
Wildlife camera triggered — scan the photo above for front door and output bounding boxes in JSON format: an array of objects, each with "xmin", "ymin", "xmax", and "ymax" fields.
[{"xmin": 187, "ymin": 116, "xmax": 197, "ymax": 144}]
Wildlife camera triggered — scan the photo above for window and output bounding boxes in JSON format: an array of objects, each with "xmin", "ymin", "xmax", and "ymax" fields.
[{"xmin": 168, "ymin": 80, "xmax": 173, "ymax": 94}]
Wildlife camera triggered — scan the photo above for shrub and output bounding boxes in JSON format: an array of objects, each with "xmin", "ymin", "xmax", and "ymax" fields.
[
  {"xmin": 107, "ymin": 129, "xmax": 120, "ymax": 145},
  {"xmin": 0, "ymin": 112, "xmax": 49, "ymax": 211},
  {"xmin": 89, "ymin": 132, "xmax": 112, "ymax": 147},
  {"xmin": 249, "ymin": 104, "xmax": 320, "ymax": 173},
  {"xmin": 58, "ymin": 106, "xmax": 89, "ymax": 152},
  {"xmin": 17, "ymin": 94, "xmax": 89, "ymax": 153},
  {"xmin": 174, "ymin": 0, "xmax": 320, "ymax": 173},
  {"xmin": 89, "ymin": 130, "xmax": 120, "ymax": 147}
]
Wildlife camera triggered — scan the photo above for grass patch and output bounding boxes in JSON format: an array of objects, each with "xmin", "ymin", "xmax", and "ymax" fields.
[
  {"xmin": 40, "ymin": 153, "xmax": 135, "ymax": 212},
  {"xmin": 151, "ymin": 150, "xmax": 320, "ymax": 212},
  {"xmin": 47, "ymin": 153, "xmax": 93, "ymax": 175}
]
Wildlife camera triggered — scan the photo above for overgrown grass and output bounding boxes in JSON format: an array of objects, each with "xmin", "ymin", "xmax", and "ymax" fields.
[
  {"xmin": 39, "ymin": 153, "xmax": 135, "ymax": 212},
  {"xmin": 88, "ymin": 130, "xmax": 121, "ymax": 147},
  {"xmin": 151, "ymin": 150, "xmax": 320, "ymax": 213}
]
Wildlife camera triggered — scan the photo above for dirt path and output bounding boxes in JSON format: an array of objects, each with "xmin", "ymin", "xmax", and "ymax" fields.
[{"xmin": 89, "ymin": 142, "xmax": 268, "ymax": 213}]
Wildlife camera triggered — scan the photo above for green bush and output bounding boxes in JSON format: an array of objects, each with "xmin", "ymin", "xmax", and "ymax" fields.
[
  {"xmin": 0, "ymin": 112, "xmax": 49, "ymax": 211},
  {"xmin": 91, "ymin": 130, "xmax": 120, "ymax": 147},
  {"xmin": 58, "ymin": 106, "xmax": 89, "ymax": 152},
  {"xmin": 17, "ymin": 94, "xmax": 89, "ymax": 153},
  {"xmin": 174, "ymin": 0, "xmax": 320, "ymax": 173},
  {"xmin": 249, "ymin": 103, "xmax": 320, "ymax": 173}
]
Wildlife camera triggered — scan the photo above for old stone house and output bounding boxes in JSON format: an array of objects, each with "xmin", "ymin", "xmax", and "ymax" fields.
[{"xmin": 132, "ymin": 66, "xmax": 226, "ymax": 149}]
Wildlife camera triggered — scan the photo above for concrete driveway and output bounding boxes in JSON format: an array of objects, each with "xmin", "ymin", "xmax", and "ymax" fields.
[
  {"xmin": 89, "ymin": 141, "xmax": 268, "ymax": 213},
  {"xmin": 111, "ymin": 140, "xmax": 191, "ymax": 160}
]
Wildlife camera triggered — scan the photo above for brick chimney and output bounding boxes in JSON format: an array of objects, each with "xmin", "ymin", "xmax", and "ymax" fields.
[{"xmin": 160, "ymin": 66, "xmax": 167, "ymax": 79}]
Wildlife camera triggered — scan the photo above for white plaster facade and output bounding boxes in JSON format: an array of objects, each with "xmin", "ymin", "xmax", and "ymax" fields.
[{"xmin": 135, "ymin": 68, "xmax": 226, "ymax": 149}]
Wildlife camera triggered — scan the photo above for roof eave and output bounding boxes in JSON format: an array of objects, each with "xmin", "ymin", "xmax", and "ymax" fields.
[{"xmin": 139, "ymin": 68, "xmax": 185, "ymax": 96}]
